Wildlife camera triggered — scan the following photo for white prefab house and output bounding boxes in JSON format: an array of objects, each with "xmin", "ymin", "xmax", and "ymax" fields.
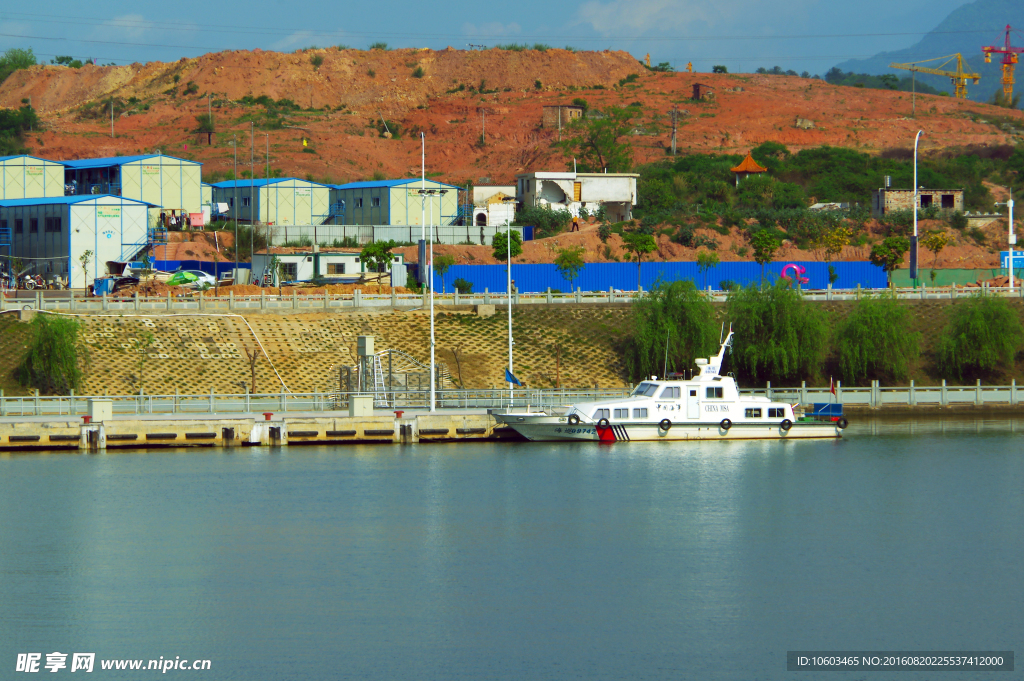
[
  {"xmin": 251, "ymin": 250, "xmax": 407, "ymax": 287},
  {"xmin": 515, "ymin": 171, "xmax": 638, "ymax": 222},
  {"xmin": 0, "ymin": 195, "xmax": 156, "ymax": 289},
  {"xmin": 0, "ymin": 155, "xmax": 65, "ymax": 200},
  {"xmin": 62, "ymin": 154, "xmax": 203, "ymax": 215},
  {"xmin": 211, "ymin": 179, "xmax": 332, "ymax": 226}
]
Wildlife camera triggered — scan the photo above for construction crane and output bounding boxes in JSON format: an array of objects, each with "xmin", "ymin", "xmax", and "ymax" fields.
[
  {"xmin": 889, "ymin": 53, "xmax": 980, "ymax": 99},
  {"xmin": 982, "ymin": 24, "xmax": 1024, "ymax": 100}
]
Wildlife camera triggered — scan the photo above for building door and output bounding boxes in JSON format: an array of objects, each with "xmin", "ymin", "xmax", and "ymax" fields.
[
  {"xmin": 687, "ymin": 388, "xmax": 699, "ymax": 419},
  {"xmin": 573, "ymin": 182, "xmax": 582, "ymax": 202}
]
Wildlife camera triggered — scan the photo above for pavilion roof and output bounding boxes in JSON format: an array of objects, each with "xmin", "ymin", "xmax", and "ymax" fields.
[{"xmin": 730, "ymin": 153, "xmax": 768, "ymax": 174}]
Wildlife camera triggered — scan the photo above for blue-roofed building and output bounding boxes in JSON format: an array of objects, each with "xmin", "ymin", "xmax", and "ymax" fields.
[
  {"xmin": 0, "ymin": 195, "xmax": 159, "ymax": 289},
  {"xmin": 62, "ymin": 154, "xmax": 202, "ymax": 215},
  {"xmin": 0, "ymin": 155, "xmax": 65, "ymax": 200},
  {"xmin": 330, "ymin": 179, "xmax": 463, "ymax": 226},
  {"xmin": 210, "ymin": 178, "xmax": 331, "ymax": 226}
]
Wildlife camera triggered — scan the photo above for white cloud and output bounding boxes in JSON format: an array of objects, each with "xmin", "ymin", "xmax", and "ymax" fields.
[
  {"xmin": 461, "ymin": 21, "xmax": 522, "ymax": 38},
  {"xmin": 102, "ymin": 15, "xmax": 151, "ymax": 41},
  {"xmin": 271, "ymin": 31, "xmax": 320, "ymax": 51},
  {"xmin": 577, "ymin": 0, "xmax": 716, "ymax": 34}
]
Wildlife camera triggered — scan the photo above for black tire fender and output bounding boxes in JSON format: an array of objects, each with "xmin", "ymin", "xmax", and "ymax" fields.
[
  {"xmin": 720, "ymin": 418, "xmax": 732, "ymax": 431},
  {"xmin": 781, "ymin": 419, "xmax": 793, "ymax": 431},
  {"xmin": 568, "ymin": 414, "xmax": 580, "ymax": 425},
  {"xmin": 837, "ymin": 417, "xmax": 848, "ymax": 430},
  {"xmin": 597, "ymin": 418, "xmax": 610, "ymax": 428},
  {"xmin": 659, "ymin": 418, "xmax": 672, "ymax": 431}
]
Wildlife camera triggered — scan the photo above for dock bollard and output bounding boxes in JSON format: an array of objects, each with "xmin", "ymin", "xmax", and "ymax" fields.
[{"xmin": 263, "ymin": 412, "xmax": 274, "ymax": 421}]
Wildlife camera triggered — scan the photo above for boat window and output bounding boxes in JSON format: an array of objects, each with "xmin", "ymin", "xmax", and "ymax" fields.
[
  {"xmin": 768, "ymin": 407, "xmax": 786, "ymax": 418},
  {"xmin": 632, "ymin": 382, "xmax": 652, "ymax": 396},
  {"xmin": 706, "ymin": 386, "xmax": 724, "ymax": 399},
  {"xmin": 744, "ymin": 408, "xmax": 762, "ymax": 418},
  {"xmin": 659, "ymin": 386, "xmax": 681, "ymax": 399},
  {"xmin": 633, "ymin": 408, "xmax": 648, "ymax": 418},
  {"xmin": 594, "ymin": 408, "xmax": 610, "ymax": 420},
  {"xmin": 613, "ymin": 408, "xmax": 629, "ymax": 419},
  {"xmin": 689, "ymin": 389, "xmax": 697, "ymax": 397}
]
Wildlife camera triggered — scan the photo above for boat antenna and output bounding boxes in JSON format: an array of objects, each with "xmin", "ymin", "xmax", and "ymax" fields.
[{"xmin": 663, "ymin": 328, "xmax": 670, "ymax": 377}]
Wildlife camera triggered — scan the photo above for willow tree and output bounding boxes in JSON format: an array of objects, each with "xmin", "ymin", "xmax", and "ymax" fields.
[
  {"xmin": 16, "ymin": 315, "xmax": 83, "ymax": 394},
  {"xmin": 727, "ymin": 280, "xmax": 829, "ymax": 383},
  {"xmin": 937, "ymin": 294, "xmax": 1024, "ymax": 380},
  {"xmin": 834, "ymin": 294, "xmax": 920, "ymax": 385},
  {"xmin": 626, "ymin": 280, "xmax": 718, "ymax": 382}
]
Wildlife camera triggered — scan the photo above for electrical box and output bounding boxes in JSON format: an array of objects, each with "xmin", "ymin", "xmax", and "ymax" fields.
[
  {"xmin": 88, "ymin": 399, "xmax": 112, "ymax": 422},
  {"xmin": 357, "ymin": 336, "xmax": 374, "ymax": 357},
  {"xmin": 349, "ymin": 394, "xmax": 373, "ymax": 417}
]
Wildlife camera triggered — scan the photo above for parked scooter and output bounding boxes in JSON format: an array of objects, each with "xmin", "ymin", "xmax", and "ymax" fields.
[{"xmin": 20, "ymin": 274, "xmax": 44, "ymax": 290}]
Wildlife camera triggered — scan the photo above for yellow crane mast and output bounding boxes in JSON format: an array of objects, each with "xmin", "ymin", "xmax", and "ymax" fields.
[{"xmin": 889, "ymin": 53, "xmax": 981, "ymax": 99}]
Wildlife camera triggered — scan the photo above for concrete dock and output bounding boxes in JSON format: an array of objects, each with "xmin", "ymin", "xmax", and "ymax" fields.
[{"xmin": 0, "ymin": 410, "xmax": 516, "ymax": 451}]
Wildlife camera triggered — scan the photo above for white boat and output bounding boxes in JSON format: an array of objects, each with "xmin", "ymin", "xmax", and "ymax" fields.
[{"xmin": 494, "ymin": 330, "xmax": 847, "ymax": 442}]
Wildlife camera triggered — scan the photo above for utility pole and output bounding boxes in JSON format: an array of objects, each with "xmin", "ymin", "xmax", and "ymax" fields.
[
  {"xmin": 233, "ymin": 136, "xmax": 238, "ymax": 277},
  {"xmin": 264, "ymin": 133, "xmax": 269, "ymax": 179},
  {"xmin": 670, "ymin": 108, "xmax": 678, "ymax": 156},
  {"xmin": 110, "ymin": 100, "xmax": 114, "ymax": 138},
  {"xmin": 482, "ymin": 109, "xmax": 486, "ymax": 145},
  {"xmin": 250, "ymin": 121, "xmax": 255, "ymax": 263}
]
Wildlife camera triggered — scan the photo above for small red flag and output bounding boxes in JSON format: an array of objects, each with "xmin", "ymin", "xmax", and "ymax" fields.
[{"xmin": 830, "ymin": 377, "xmax": 836, "ymax": 396}]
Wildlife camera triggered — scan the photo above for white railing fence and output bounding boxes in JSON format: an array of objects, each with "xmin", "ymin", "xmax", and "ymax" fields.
[
  {"xmin": 0, "ymin": 381, "xmax": 1020, "ymax": 417},
  {"xmin": 5, "ymin": 283, "xmax": 1024, "ymax": 313}
]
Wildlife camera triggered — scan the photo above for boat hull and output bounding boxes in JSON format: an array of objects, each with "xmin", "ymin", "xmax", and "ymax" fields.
[{"xmin": 496, "ymin": 414, "xmax": 840, "ymax": 442}]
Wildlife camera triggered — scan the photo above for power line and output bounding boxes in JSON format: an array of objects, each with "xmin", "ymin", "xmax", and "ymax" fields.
[{"xmin": 0, "ymin": 12, "xmax": 1004, "ymax": 43}]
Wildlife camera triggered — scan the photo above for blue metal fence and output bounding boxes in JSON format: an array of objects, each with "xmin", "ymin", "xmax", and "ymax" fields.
[{"xmin": 432, "ymin": 261, "xmax": 888, "ymax": 293}]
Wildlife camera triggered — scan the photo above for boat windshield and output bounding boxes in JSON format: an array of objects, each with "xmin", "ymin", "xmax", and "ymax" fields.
[{"xmin": 631, "ymin": 382, "xmax": 659, "ymax": 397}]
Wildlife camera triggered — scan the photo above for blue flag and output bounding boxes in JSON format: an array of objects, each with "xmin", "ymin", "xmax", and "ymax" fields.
[{"xmin": 505, "ymin": 369, "xmax": 523, "ymax": 386}]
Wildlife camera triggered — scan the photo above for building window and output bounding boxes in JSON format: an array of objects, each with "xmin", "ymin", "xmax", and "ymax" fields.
[
  {"xmin": 659, "ymin": 386, "xmax": 680, "ymax": 399},
  {"xmin": 593, "ymin": 408, "xmax": 610, "ymax": 420},
  {"xmin": 705, "ymin": 386, "xmax": 723, "ymax": 399},
  {"xmin": 633, "ymin": 408, "xmax": 647, "ymax": 419},
  {"xmin": 768, "ymin": 407, "xmax": 785, "ymax": 418},
  {"xmin": 228, "ymin": 198, "xmax": 234, "ymax": 207},
  {"xmin": 371, "ymin": 196, "xmax": 381, "ymax": 207},
  {"xmin": 0, "ymin": 219, "xmax": 5, "ymax": 233},
  {"xmin": 45, "ymin": 217, "xmax": 62, "ymax": 233},
  {"xmin": 942, "ymin": 194, "xmax": 955, "ymax": 209},
  {"xmin": 242, "ymin": 197, "xmax": 251, "ymax": 207},
  {"xmin": 280, "ymin": 263, "xmax": 297, "ymax": 279},
  {"xmin": 327, "ymin": 263, "xmax": 345, "ymax": 275},
  {"xmin": 14, "ymin": 219, "xmax": 23, "ymax": 233},
  {"xmin": 613, "ymin": 408, "xmax": 629, "ymax": 419},
  {"xmin": 744, "ymin": 408, "xmax": 762, "ymax": 418},
  {"xmin": 30, "ymin": 218, "xmax": 38, "ymax": 233},
  {"xmin": 355, "ymin": 198, "xmax": 363, "ymax": 208}
]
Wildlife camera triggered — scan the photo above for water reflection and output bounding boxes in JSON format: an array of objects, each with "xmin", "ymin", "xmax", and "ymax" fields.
[{"xmin": 0, "ymin": 421, "xmax": 1022, "ymax": 680}]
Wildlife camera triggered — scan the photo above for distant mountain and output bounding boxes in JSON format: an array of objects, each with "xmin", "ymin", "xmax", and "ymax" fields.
[{"xmin": 834, "ymin": 0, "xmax": 1024, "ymax": 103}]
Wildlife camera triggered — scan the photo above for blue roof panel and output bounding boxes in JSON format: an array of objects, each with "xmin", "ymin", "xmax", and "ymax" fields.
[
  {"xmin": 333, "ymin": 178, "xmax": 462, "ymax": 190},
  {"xmin": 0, "ymin": 155, "xmax": 63, "ymax": 164},
  {"xmin": 62, "ymin": 154, "xmax": 202, "ymax": 169},
  {"xmin": 0, "ymin": 195, "xmax": 156, "ymax": 207},
  {"xmin": 210, "ymin": 178, "xmax": 330, "ymax": 189}
]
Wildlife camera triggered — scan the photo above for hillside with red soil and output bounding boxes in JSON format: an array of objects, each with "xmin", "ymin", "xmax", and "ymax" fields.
[{"xmin": 2, "ymin": 47, "xmax": 1022, "ymax": 187}]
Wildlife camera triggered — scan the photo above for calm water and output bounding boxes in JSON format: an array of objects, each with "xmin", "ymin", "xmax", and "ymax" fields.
[{"xmin": 1, "ymin": 418, "xmax": 1022, "ymax": 680}]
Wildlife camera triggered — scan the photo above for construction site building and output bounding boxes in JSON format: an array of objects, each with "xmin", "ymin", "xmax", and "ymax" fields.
[
  {"xmin": 0, "ymin": 155, "xmax": 65, "ymax": 200},
  {"xmin": 211, "ymin": 178, "xmax": 332, "ymax": 226},
  {"xmin": 62, "ymin": 154, "xmax": 202, "ymax": 215}
]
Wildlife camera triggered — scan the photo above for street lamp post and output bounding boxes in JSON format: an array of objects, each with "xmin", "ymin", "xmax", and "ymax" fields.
[
  {"xmin": 911, "ymin": 130, "xmax": 923, "ymax": 286},
  {"xmin": 997, "ymin": 182, "xmax": 1016, "ymax": 292}
]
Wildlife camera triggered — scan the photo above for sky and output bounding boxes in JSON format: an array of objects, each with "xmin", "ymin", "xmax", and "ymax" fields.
[{"xmin": 0, "ymin": 0, "xmax": 979, "ymax": 74}]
